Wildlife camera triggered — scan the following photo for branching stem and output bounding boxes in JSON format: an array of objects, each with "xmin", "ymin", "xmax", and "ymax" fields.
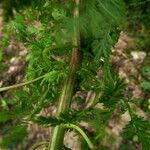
[
  {"xmin": 64, "ymin": 124, "xmax": 95, "ymax": 150},
  {"xmin": 0, "ymin": 75, "xmax": 45, "ymax": 92}
]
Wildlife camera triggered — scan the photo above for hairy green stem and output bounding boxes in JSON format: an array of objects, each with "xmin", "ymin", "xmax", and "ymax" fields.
[
  {"xmin": 48, "ymin": 45, "xmax": 82, "ymax": 150},
  {"xmin": 48, "ymin": 0, "xmax": 82, "ymax": 149},
  {"xmin": 48, "ymin": 48, "xmax": 82, "ymax": 149},
  {"xmin": 64, "ymin": 124, "xmax": 95, "ymax": 150},
  {"xmin": 0, "ymin": 75, "xmax": 45, "ymax": 92}
]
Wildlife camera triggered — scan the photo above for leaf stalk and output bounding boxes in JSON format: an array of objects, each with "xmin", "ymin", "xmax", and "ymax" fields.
[{"xmin": 0, "ymin": 75, "xmax": 45, "ymax": 92}]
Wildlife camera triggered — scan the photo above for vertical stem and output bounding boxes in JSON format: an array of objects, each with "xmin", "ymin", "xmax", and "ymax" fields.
[{"xmin": 48, "ymin": 1, "xmax": 81, "ymax": 150}]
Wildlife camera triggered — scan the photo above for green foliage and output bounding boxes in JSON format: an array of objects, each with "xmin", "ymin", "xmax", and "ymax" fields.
[
  {"xmin": 124, "ymin": 115, "xmax": 150, "ymax": 150},
  {"xmin": 0, "ymin": 49, "xmax": 4, "ymax": 72},
  {"xmin": 125, "ymin": 0, "xmax": 150, "ymax": 53},
  {"xmin": 141, "ymin": 80, "xmax": 150, "ymax": 92},
  {"xmin": 0, "ymin": 0, "xmax": 149, "ymax": 150},
  {"xmin": 33, "ymin": 108, "xmax": 107, "ymax": 126},
  {"xmin": 79, "ymin": 54, "xmax": 101, "ymax": 91},
  {"xmin": 81, "ymin": 0, "xmax": 125, "ymax": 57},
  {"xmin": 0, "ymin": 50, "xmax": 3, "ymax": 61},
  {"xmin": 141, "ymin": 66, "xmax": 150, "ymax": 78},
  {"xmin": 140, "ymin": 66, "xmax": 150, "ymax": 92},
  {"xmin": 0, "ymin": 124, "xmax": 27, "ymax": 148},
  {"xmin": 122, "ymin": 100, "xmax": 150, "ymax": 150},
  {"xmin": 0, "ymin": 0, "xmax": 32, "ymax": 20},
  {"xmin": 123, "ymin": 114, "xmax": 150, "ymax": 150},
  {"xmin": 0, "ymin": 111, "xmax": 21, "ymax": 123},
  {"xmin": 125, "ymin": 0, "xmax": 150, "ymax": 28},
  {"xmin": 99, "ymin": 61, "xmax": 125, "ymax": 109},
  {"xmin": 52, "ymin": 0, "xmax": 125, "ymax": 57},
  {"xmin": 0, "ymin": 30, "xmax": 11, "ymax": 72}
]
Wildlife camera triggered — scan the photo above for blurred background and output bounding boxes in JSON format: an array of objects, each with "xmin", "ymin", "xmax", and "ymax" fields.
[{"xmin": 0, "ymin": 0, "xmax": 150, "ymax": 150}]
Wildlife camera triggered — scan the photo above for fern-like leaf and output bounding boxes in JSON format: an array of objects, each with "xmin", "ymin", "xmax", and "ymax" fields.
[{"xmin": 123, "ymin": 114, "xmax": 150, "ymax": 150}]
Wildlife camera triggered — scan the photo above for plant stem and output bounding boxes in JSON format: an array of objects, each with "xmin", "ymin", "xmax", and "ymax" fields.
[
  {"xmin": 31, "ymin": 141, "xmax": 49, "ymax": 150},
  {"xmin": 64, "ymin": 124, "xmax": 95, "ymax": 150},
  {"xmin": 0, "ymin": 75, "xmax": 45, "ymax": 92},
  {"xmin": 48, "ymin": 0, "xmax": 82, "ymax": 149},
  {"xmin": 48, "ymin": 48, "xmax": 82, "ymax": 150}
]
